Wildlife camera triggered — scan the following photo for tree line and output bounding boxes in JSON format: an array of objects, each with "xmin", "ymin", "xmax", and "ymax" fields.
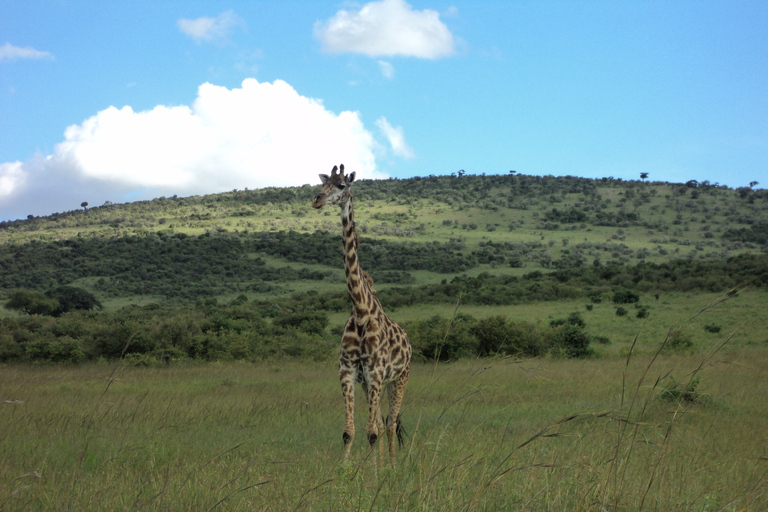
[{"xmin": 0, "ymin": 293, "xmax": 596, "ymax": 364}]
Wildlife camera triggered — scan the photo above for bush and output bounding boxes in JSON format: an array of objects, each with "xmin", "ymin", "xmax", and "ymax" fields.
[
  {"xmin": 660, "ymin": 375, "xmax": 704, "ymax": 404},
  {"xmin": 0, "ymin": 333, "xmax": 22, "ymax": 362},
  {"xmin": 272, "ymin": 312, "xmax": 329, "ymax": 336},
  {"xmin": 5, "ymin": 289, "xmax": 59, "ymax": 316},
  {"xmin": 547, "ymin": 324, "xmax": 593, "ymax": 358},
  {"xmin": 662, "ymin": 327, "xmax": 694, "ymax": 353},
  {"xmin": 46, "ymin": 286, "xmax": 102, "ymax": 316},
  {"xmin": 472, "ymin": 316, "xmax": 544, "ymax": 357},
  {"xmin": 25, "ymin": 335, "xmax": 86, "ymax": 363},
  {"xmin": 613, "ymin": 290, "xmax": 640, "ymax": 304},
  {"xmin": 406, "ymin": 314, "xmax": 477, "ymax": 361}
]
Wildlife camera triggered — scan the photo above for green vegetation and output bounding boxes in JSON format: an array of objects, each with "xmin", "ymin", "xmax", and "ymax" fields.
[
  {"xmin": 1, "ymin": 348, "xmax": 766, "ymax": 510},
  {"xmin": 1, "ymin": 172, "xmax": 767, "ymax": 363},
  {"xmin": 1, "ymin": 173, "xmax": 767, "ymax": 509}
]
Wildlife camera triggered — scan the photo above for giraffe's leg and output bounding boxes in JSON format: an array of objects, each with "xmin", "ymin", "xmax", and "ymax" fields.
[
  {"xmin": 386, "ymin": 367, "xmax": 410, "ymax": 465},
  {"xmin": 340, "ymin": 368, "xmax": 356, "ymax": 462},
  {"xmin": 362, "ymin": 382, "xmax": 385, "ymax": 461},
  {"xmin": 378, "ymin": 408, "xmax": 386, "ymax": 460},
  {"xmin": 365, "ymin": 376, "xmax": 383, "ymax": 469}
]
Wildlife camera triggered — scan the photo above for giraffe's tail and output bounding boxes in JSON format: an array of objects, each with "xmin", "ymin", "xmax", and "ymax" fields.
[
  {"xmin": 383, "ymin": 413, "xmax": 407, "ymax": 447},
  {"xmin": 395, "ymin": 414, "xmax": 407, "ymax": 447}
]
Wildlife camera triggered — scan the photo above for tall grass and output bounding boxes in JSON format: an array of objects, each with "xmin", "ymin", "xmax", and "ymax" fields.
[{"xmin": 1, "ymin": 334, "xmax": 767, "ymax": 509}]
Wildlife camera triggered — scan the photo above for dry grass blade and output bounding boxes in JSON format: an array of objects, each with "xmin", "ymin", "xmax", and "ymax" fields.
[{"xmin": 206, "ymin": 480, "xmax": 270, "ymax": 512}]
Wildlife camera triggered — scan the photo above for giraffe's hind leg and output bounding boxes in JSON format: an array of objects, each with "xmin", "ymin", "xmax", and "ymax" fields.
[
  {"xmin": 363, "ymin": 376, "xmax": 384, "ymax": 471},
  {"xmin": 340, "ymin": 369, "xmax": 356, "ymax": 462},
  {"xmin": 386, "ymin": 368, "xmax": 410, "ymax": 465},
  {"xmin": 362, "ymin": 381, "xmax": 386, "ymax": 462}
]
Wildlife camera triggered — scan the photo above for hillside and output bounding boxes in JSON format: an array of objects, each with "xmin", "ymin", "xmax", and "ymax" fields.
[
  {"xmin": 1, "ymin": 173, "xmax": 766, "ymax": 303},
  {"xmin": 1, "ymin": 173, "xmax": 767, "ymax": 364}
]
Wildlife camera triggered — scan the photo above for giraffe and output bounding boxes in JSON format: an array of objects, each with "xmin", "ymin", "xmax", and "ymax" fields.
[{"xmin": 312, "ymin": 164, "xmax": 412, "ymax": 467}]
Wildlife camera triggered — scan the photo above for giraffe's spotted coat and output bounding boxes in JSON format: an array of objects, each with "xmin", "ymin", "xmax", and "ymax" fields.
[{"xmin": 312, "ymin": 164, "xmax": 412, "ymax": 467}]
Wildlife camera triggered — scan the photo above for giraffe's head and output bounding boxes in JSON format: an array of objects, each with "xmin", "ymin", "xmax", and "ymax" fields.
[{"xmin": 312, "ymin": 164, "xmax": 356, "ymax": 209}]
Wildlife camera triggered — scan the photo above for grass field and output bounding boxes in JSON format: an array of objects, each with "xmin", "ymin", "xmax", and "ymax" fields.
[{"xmin": 2, "ymin": 341, "xmax": 766, "ymax": 510}]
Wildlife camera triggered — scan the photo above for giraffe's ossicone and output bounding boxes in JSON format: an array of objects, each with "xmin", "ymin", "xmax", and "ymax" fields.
[{"xmin": 312, "ymin": 164, "xmax": 412, "ymax": 467}]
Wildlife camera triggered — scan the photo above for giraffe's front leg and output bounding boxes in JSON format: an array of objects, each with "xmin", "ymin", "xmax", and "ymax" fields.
[{"xmin": 340, "ymin": 369, "xmax": 356, "ymax": 462}]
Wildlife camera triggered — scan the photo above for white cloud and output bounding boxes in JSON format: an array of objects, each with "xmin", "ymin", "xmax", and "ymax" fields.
[
  {"xmin": 0, "ymin": 78, "xmax": 409, "ymax": 221},
  {"xmin": 178, "ymin": 10, "xmax": 245, "ymax": 44},
  {"xmin": 378, "ymin": 60, "xmax": 395, "ymax": 79},
  {"xmin": 376, "ymin": 117, "xmax": 414, "ymax": 159},
  {"xmin": 314, "ymin": 0, "xmax": 455, "ymax": 59},
  {"xmin": 0, "ymin": 162, "xmax": 26, "ymax": 199},
  {"xmin": 0, "ymin": 43, "xmax": 54, "ymax": 61}
]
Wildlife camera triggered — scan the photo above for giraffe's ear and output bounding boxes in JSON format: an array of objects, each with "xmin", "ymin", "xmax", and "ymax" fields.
[
  {"xmin": 319, "ymin": 174, "xmax": 330, "ymax": 184},
  {"xmin": 347, "ymin": 171, "xmax": 356, "ymax": 184}
]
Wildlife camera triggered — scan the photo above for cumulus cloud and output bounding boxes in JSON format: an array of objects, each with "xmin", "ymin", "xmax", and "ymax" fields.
[
  {"xmin": 376, "ymin": 117, "xmax": 414, "ymax": 159},
  {"xmin": 0, "ymin": 162, "xmax": 26, "ymax": 198},
  {"xmin": 178, "ymin": 10, "xmax": 245, "ymax": 44},
  {"xmin": 0, "ymin": 78, "xmax": 412, "ymax": 221},
  {"xmin": 314, "ymin": 0, "xmax": 455, "ymax": 59},
  {"xmin": 0, "ymin": 43, "xmax": 54, "ymax": 61}
]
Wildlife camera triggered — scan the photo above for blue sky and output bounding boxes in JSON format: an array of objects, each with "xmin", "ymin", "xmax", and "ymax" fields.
[{"xmin": 1, "ymin": 0, "xmax": 766, "ymax": 221}]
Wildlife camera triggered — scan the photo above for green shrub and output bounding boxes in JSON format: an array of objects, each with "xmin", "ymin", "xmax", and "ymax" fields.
[
  {"xmin": 406, "ymin": 314, "xmax": 477, "ymax": 361},
  {"xmin": 25, "ymin": 334, "xmax": 86, "ymax": 363},
  {"xmin": 472, "ymin": 316, "xmax": 544, "ymax": 356},
  {"xmin": 0, "ymin": 333, "xmax": 22, "ymax": 362},
  {"xmin": 704, "ymin": 324, "xmax": 721, "ymax": 333},
  {"xmin": 662, "ymin": 327, "xmax": 694, "ymax": 353},
  {"xmin": 272, "ymin": 312, "xmax": 329, "ymax": 336},
  {"xmin": 660, "ymin": 375, "xmax": 704, "ymax": 404},
  {"xmin": 547, "ymin": 324, "xmax": 593, "ymax": 358},
  {"xmin": 613, "ymin": 290, "xmax": 640, "ymax": 304}
]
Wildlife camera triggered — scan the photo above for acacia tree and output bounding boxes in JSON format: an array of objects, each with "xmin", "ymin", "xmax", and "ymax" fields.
[
  {"xmin": 46, "ymin": 286, "xmax": 102, "ymax": 316},
  {"xmin": 5, "ymin": 290, "xmax": 59, "ymax": 316},
  {"xmin": 4, "ymin": 287, "xmax": 101, "ymax": 316}
]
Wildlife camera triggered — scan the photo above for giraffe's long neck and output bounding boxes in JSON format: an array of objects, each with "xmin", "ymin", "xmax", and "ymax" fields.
[{"xmin": 341, "ymin": 197, "xmax": 374, "ymax": 321}]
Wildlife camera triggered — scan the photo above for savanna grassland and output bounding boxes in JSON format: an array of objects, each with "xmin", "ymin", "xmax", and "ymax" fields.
[
  {"xmin": 2, "ymin": 346, "xmax": 767, "ymax": 510},
  {"xmin": 1, "ymin": 173, "xmax": 768, "ymax": 509}
]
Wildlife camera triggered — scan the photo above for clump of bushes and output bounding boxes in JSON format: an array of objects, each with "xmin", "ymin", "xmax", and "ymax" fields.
[
  {"xmin": 0, "ymin": 299, "xmax": 336, "ymax": 364},
  {"xmin": 613, "ymin": 290, "xmax": 640, "ymax": 304},
  {"xmin": 405, "ymin": 311, "xmax": 595, "ymax": 361},
  {"xmin": 1, "ymin": 299, "xmax": 603, "ymax": 364}
]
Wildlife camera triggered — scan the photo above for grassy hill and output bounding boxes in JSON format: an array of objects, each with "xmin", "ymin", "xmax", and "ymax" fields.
[
  {"xmin": 1, "ymin": 173, "xmax": 766, "ymax": 362},
  {"xmin": 2, "ymin": 173, "xmax": 766, "ymax": 301}
]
